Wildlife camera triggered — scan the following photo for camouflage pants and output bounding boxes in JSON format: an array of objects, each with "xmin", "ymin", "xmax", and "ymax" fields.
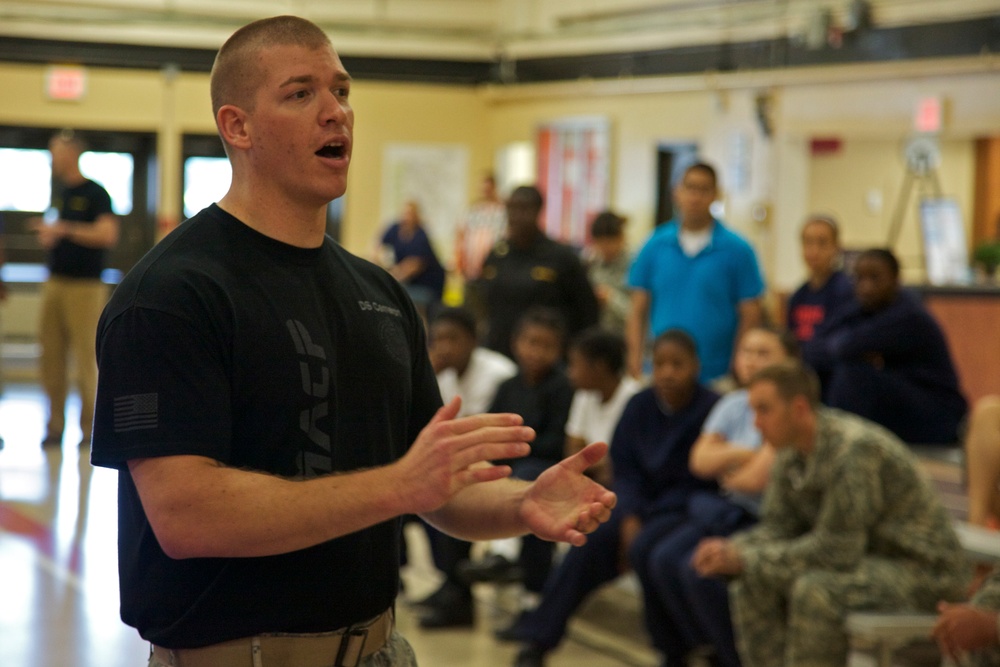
[
  {"xmin": 147, "ymin": 630, "xmax": 418, "ymax": 667},
  {"xmin": 730, "ymin": 557, "xmax": 966, "ymax": 667}
]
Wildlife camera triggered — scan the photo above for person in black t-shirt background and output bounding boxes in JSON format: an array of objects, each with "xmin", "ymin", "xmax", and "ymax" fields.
[
  {"xmin": 458, "ymin": 308, "xmax": 576, "ymax": 606},
  {"xmin": 89, "ymin": 16, "xmax": 616, "ymax": 667},
  {"xmin": 29, "ymin": 129, "xmax": 119, "ymax": 448}
]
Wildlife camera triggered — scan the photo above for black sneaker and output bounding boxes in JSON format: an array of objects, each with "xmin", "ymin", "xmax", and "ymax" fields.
[
  {"xmin": 457, "ymin": 554, "xmax": 524, "ymax": 585},
  {"xmin": 493, "ymin": 612, "xmax": 529, "ymax": 642},
  {"xmin": 410, "ymin": 583, "xmax": 454, "ymax": 609},
  {"xmin": 417, "ymin": 596, "xmax": 474, "ymax": 629}
]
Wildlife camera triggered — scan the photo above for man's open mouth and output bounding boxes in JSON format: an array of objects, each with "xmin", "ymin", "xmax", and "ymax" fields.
[{"xmin": 316, "ymin": 143, "xmax": 346, "ymax": 159}]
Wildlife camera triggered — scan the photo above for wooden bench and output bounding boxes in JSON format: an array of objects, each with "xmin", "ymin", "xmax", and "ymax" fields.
[{"xmin": 846, "ymin": 522, "xmax": 1000, "ymax": 667}]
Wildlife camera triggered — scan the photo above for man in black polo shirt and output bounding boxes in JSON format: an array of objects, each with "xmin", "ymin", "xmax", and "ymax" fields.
[
  {"xmin": 481, "ymin": 186, "xmax": 599, "ymax": 359},
  {"xmin": 31, "ymin": 129, "xmax": 119, "ymax": 448}
]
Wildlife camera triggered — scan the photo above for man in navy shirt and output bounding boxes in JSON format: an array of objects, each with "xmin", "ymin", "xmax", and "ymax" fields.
[{"xmin": 803, "ymin": 248, "xmax": 966, "ymax": 444}]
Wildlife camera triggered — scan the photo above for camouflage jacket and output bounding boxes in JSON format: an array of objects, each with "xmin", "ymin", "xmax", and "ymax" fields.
[{"xmin": 733, "ymin": 408, "xmax": 969, "ymax": 579}]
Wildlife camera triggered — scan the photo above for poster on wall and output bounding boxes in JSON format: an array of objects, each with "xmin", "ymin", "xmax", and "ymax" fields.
[
  {"xmin": 536, "ymin": 117, "xmax": 610, "ymax": 248},
  {"xmin": 381, "ymin": 143, "xmax": 470, "ymax": 261},
  {"xmin": 919, "ymin": 197, "xmax": 970, "ymax": 285}
]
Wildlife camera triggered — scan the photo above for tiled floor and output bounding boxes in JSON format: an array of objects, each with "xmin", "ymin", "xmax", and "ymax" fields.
[{"xmin": 0, "ymin": 382, "xmax": 648, "ymax": 667}]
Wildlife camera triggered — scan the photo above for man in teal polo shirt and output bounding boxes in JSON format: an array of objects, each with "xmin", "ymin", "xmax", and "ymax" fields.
[{"xmin": 626, "ymin": 162, "xmax": 764, "ymax": 382}]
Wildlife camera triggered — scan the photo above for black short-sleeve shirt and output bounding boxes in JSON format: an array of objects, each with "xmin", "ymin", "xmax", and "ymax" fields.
[
  {"xmin": 50, "ymin": 178, "xmax": 113, "ymax": 278},
  {"xmin": 91, "ymin": 204, "xmax": 442, "ymax": 648}
]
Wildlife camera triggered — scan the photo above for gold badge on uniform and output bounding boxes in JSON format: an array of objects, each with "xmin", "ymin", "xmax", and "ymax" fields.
[{"xmin": 531, "ymin": 266, "xmax": 557, "ymax": 282}]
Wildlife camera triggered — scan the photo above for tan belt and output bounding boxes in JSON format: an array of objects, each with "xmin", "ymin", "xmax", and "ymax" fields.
[{"xmin": 150, "ymin": 608, "xmax": 393, "ymax": 667}]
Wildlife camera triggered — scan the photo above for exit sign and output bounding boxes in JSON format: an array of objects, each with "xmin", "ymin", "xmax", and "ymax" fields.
[
  {"xmin": 914, "ymin": 96, "xmax": 943, "ymax": 134},
  {"xmin": 45, "ymin": 66, "xmax": 87, "ymax": 101}
]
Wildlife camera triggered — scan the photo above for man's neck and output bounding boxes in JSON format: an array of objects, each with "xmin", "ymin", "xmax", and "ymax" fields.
[
  {"xmin": 60, "ymin": 169, "xmax": 87, "ymax": 188},
  {"xmin": 218, "ymin": 188, "xmax": 328, "ymax": 249},
  {"xmin": 454, "ymin": 355, "xmax": 472, "ymax": 379},
  {"xmin": 511, "ymin": 229, "xmax": 542, "ymax": 249},
  {"xmin": 598, "ymin": 375, "xmax": 621, "ymax": 403},
  {"xmin": 681, "ymin": 216, "xmax": 713, "ymax": 233},
  {"xmin": 808, "ymin": 268, "xmax": 834, "ymax": 290},
  {"xmin": 791, "ymin": 413, "xmax": 818, "ymax": 456}
]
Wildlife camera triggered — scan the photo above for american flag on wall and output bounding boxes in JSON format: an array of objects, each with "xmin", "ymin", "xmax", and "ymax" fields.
[{"xmin": 537, "ymin": 118, "xmax": 610, "ymax": 249}]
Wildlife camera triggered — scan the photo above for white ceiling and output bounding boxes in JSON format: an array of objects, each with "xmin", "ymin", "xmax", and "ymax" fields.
[{"xmin": 0, "ymin": 0, "xmax": 997, "ymax": 61}]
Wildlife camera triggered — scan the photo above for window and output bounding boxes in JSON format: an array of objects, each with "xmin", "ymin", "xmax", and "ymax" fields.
[
  {"xmin": 0, "ymin": 148, "xmax": 52, "ymax": 212},
  {"xmin": 183, "ymin": 156, "xmax": 231, "ymax": 218},
  {"xmin": 80, "ymin": 151, "xmax": 133, "ymax": 215},
  {"xmin": 0, "ymin": 147, "xmax": 133, "ymax": 215}
]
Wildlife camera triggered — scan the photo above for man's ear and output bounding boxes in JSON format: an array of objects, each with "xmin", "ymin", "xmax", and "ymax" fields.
[
  {"xmin": 217, "ymin": 105, "xmax": 251, "ymax": 151},
  {"xmin": 791, "ymin": 394, "xmax": 811, "ymax": 420}
]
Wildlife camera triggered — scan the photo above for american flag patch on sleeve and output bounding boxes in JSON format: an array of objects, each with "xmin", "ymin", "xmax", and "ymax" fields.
[{"xmin": 114, "ymin": 393, "xmax": 159, "ymax": 432}]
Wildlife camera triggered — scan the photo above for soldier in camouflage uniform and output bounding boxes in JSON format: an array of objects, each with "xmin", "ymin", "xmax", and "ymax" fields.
[
  {"xmin": 692, "ymin": 361, "xmax": 969, "ymax": 667},
  {"xmin": 934, "ymin": 567, "xmax": 1000, "ymax": 666}
]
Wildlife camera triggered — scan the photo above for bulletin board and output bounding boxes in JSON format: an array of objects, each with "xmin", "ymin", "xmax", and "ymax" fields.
[{"xmin": 381, "ymin": 143, "xmax": 470, "ymax": 256}]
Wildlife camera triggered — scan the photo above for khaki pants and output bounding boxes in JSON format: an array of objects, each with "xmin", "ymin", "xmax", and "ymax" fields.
[
  {"xmin": 147, "ymin": 630, "xmax": 418, "ymax": 667},
  {"xmin": 38, "ymin": 277, "xmax": 107, "ymax": 444}
]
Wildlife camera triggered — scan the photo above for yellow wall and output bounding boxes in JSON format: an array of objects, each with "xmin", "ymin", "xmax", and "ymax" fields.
[
  {"xmin": 808, "ymin": 138, "xmax": 975, "ymax": 282},
  {"xmin": 480, "ymin": 62, "xmax": 1000, "ymax": 290},
  {"xmin": 2, "ymin": 56, "xmax": 1000, "ymax": 292},
  {"xmin": 0, "ymin": 62, "xmax": 494, "ymax": 257},
  {"xmin": 343, "ymin": 81, "xmax": 493, "ymax": 253}
]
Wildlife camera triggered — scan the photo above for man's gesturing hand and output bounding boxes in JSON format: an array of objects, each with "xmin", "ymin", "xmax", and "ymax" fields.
[
  {"xmin": 396, "ymin": 397, "xmax": 535, "ymax": 514},
  {"xmin": 519, "ymin": 442, "xmax": 617, "ymax": 546}
]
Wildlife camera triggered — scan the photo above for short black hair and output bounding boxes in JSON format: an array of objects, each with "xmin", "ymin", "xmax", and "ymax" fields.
[
  {"xmin": 858, "ymin": 247, "xmax": 900, "ymax": 278},
  {"xmin": 569, "ymin": 327, "xmax": 626, "ymax": 375},
  {"xmin": 652, "ymin": 328, "xmax": 699, "ymax": 360},
  {"xmin": 684, "ymin": 162, "xmax": 718, "ymax": 189},
  {"xmin": 513, "ymin": 306, "xmax": 567, "ymax": 344},
  {"xmin": 590, "ymin": 211, "xmax": 625, "ymax": 239},
  {"xmin": 509, "ymin": 185, "xmax": 544, "ymax": 211},
  {"xmin": 431, "ymin": 306, "xmax": 477, "ymax": 338}
]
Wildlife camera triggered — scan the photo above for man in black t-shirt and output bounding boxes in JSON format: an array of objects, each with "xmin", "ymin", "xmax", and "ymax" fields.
[
  {"xmin": 30, "ymin": 129, "xmax": 119, "ymax": 448},
  {"xmin": 90, "ymin": 16, "xmax": 616, "ymax": 667}
]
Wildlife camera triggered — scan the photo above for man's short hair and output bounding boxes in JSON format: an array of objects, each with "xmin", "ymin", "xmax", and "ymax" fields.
[
  {"xmin": 508, "ymin": 185, "xmax": 544, "ymax": 212},
  {"xmin": 514, "ymin": 306, "xmax": 567, "ymax": 345},
  {"xmin": 50, "ymin": 128, "xmax": 87, "ymax": 154},
  {"xmin": 857, "ymin": 247, "xmax": 900, "ymax": 278},
  {"xmin": 749, "ymin": 361, "xmax": 821, "ymax": 407},
  {"xmin": 569, "ymin": 327, "xmax": 626, "ymax": 375},
  {"xmin": 652, "ymin": 328, "xmax": 699, "ymax": 361},
  {"xmin": 683, "ymin": 162, "xmax": 718, "ymax": 189},
  {"xmin": 432, "ymin": 306, "xmax": 477, "ymax": 339},
  {"xmin": 803, "ymin": 214, "xmax": 840, "ymax": 243},
  {"xmin": 211, "ymin": 15, "xmax": 332, "ymax": 118},
  {"xmin": 590, "ymin": 211, "xmax": 625, "ymax": 239}
]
